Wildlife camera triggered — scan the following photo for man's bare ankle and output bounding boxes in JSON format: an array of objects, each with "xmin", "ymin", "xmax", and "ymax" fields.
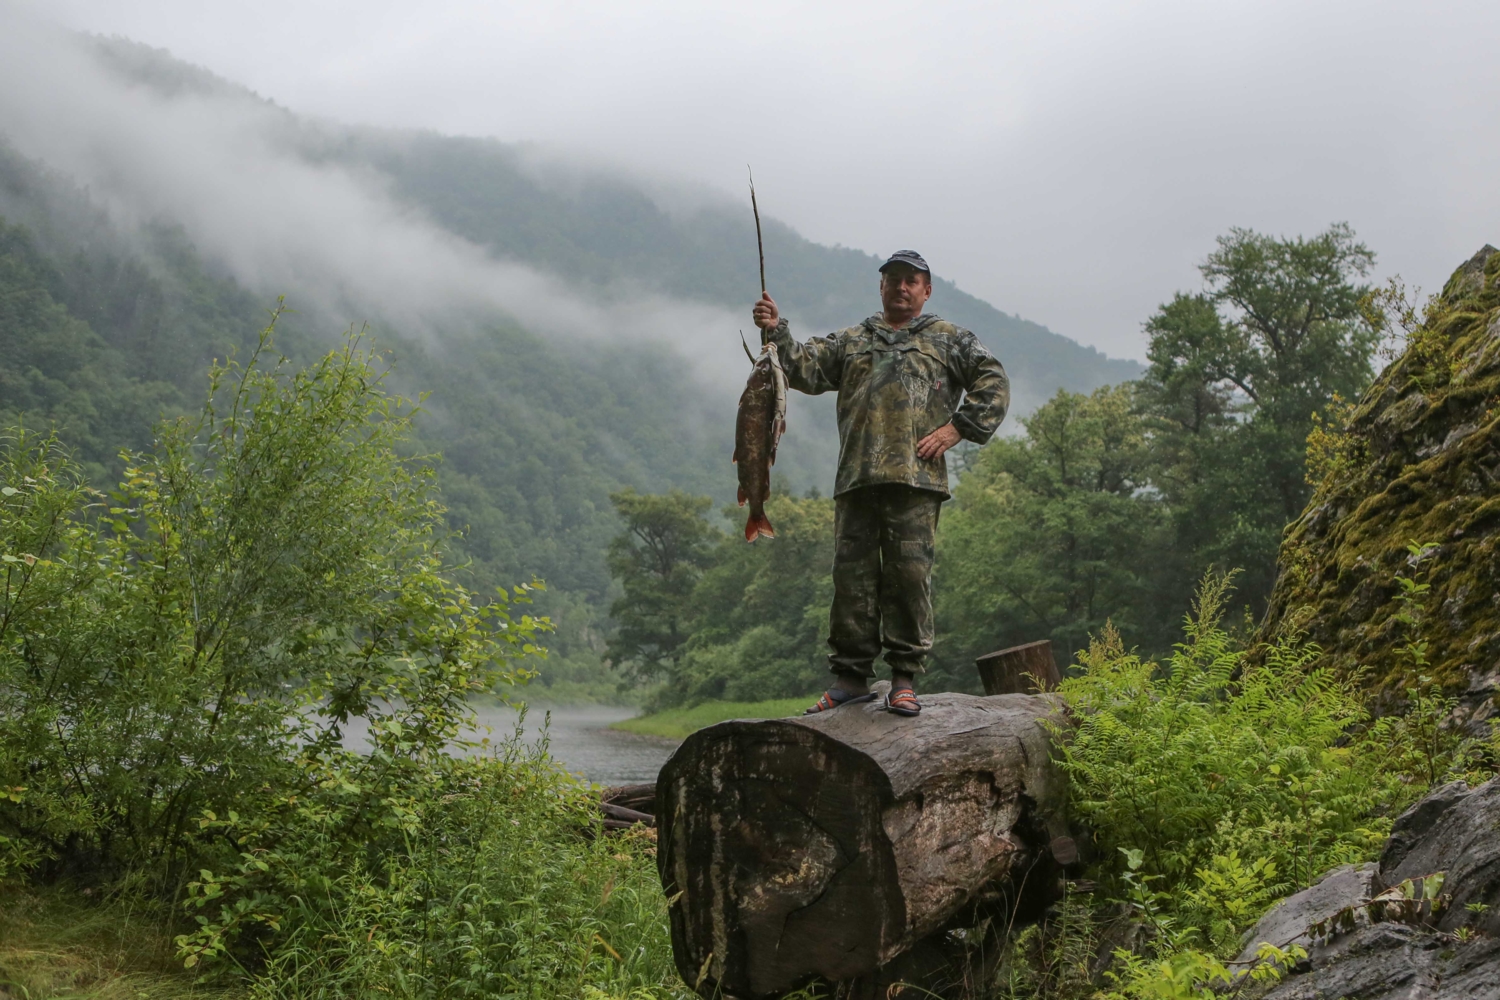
[
  {"xmin": 833, "ymin": 674, "xmax": 870, "ymax": 696},
  {"xmin": 891, "ymin": 672, "xmax": 915, "ymax": 691}
]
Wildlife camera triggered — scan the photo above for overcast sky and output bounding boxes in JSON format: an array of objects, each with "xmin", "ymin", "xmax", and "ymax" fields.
[{"xmin": 19, "ymin": 0, "xmax": 1500, "ymax": 360}]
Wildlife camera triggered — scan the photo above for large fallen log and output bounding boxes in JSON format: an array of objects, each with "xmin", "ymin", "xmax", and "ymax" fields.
[{"xmin": 656, "ymin": 688, "xmax": 1069, "ymax": 999}]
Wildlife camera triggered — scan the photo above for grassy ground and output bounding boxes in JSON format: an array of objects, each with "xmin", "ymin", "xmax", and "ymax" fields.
[
  {"xmin": 0, "ymin": 888, "xmax": 235, "ymax": 999},
  {"xmin": 611, "ymin": 697, "xmax": 810, "ymax": 740}
]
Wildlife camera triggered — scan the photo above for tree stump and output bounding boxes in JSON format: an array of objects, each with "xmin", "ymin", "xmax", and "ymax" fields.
[
  {"xmin": 976, "ymin": 639, "xmax": 1060, "ymax": 696},
  {"xmin": 656, "ymin": 688, "xmax": 1068, "ymax": 999}
]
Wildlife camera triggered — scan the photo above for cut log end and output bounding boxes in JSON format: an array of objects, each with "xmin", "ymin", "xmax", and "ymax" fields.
[{"xmin": 657, "ymin": 690, "xmax": 1067, "ymax": 998}]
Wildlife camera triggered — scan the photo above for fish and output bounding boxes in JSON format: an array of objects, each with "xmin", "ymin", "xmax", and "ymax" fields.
[{"xmin": 733, "ymin": 340, "xmax": 788, "ymax": 542}]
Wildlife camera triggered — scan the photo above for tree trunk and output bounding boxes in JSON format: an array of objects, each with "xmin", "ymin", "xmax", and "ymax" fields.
[
  {"xmin": 976, "ymin": 639, "xmax": 1060, "ymax": 696},
  {"xmin": 656, "ymin": 687, "xmax": 1069, "ymax": 999}
]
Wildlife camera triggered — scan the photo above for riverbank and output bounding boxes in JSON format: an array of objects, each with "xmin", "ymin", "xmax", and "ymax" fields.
[{"xmin": 610, "ymin": 698, "xmax": 807, "ymax": 741}]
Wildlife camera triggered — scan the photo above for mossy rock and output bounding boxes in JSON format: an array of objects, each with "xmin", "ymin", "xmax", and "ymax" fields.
[{"xmin": 1262, "ymin": 245, "xmax": 1500, "ymax": 724}]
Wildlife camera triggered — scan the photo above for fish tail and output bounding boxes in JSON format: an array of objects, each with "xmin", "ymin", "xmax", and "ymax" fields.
[{"xmin": 744, "ymin": 508, "xmax": 776, "ymax": 542}]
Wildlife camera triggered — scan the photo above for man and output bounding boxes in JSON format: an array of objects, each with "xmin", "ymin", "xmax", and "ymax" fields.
[{"xmin": 752, "ymin": 250, "xmax": 1009, "ymax": 717}]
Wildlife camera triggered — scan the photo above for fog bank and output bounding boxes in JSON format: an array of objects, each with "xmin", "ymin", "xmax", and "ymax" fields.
[{"xmin": 0, "ymin": 11, "xmax": 753, "ymax": 390}]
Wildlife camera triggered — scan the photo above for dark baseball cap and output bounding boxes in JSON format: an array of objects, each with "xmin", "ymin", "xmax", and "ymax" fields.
[{"xmin": 879, "ymin": 250, "xmax": 930, "ymax": 275}]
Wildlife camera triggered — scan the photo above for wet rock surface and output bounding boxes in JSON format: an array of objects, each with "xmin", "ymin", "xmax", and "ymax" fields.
[
  {"xmin": 1234, "ymin": 863, "xmax": 1380, "ymax": 964},
  {"xmin": 1260, "ymin": 244, "xmax": 1500, "ymax": 720},
  {"xmin": 1262, "ymin": 924, "xmax": 1500, "ymax": 1000},
  {"xmin": 1241, "ymin": 777, "xmax": 1500, "ymax": 999}
]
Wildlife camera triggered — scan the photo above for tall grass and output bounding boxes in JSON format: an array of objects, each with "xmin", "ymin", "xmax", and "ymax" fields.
[
  {"xmin": 0, "ymin": 888, "xmax": 235, "ymax": 999},
  {"xmin": 234, "ymin": 724, "xmax": 689, "ymax": 1000}
]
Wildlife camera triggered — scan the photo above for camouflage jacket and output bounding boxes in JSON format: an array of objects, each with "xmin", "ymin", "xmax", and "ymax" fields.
[{"xmin": 761, "ymin": 313, "xmax": 1009, "ymax": 497}]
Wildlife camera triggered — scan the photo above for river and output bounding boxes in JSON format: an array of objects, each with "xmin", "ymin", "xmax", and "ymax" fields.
[
  {"xmin": 341, "ymin": 703, "xmax": 679, "ymax": 787},
  {"xmin": 474, "ymin": 703, "xmax": 679, "ymax": 786}
]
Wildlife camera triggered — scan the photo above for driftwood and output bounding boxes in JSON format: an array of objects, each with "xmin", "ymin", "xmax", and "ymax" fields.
[
  {"xmin": 657, "ymin": 687, "xmax": 1068, "ymax": 998},
  {"xmin": 598, "ymin": 784, "xmax": 656, "ymax": 831},
  {"xmin": 976, "ymin": 639, "xmax": 1060, "ymax": 696}
]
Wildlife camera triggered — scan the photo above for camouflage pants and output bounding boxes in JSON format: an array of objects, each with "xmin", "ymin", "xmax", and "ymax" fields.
[{"xmin": 827, "ymin": 484, "xmax": 943, "ymax": 678}]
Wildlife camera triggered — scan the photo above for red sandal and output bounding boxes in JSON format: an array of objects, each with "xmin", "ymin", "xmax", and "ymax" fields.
[
  {"xmin": 804, "ymin": 688, "xmax": 877, "ymax": 714},
  {"xmin": 885, "ymin": 686, "xmax": 921, "ymax": 717}
]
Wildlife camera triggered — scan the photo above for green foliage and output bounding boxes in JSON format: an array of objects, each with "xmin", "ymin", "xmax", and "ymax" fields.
[
  {"xmin": 605, "ymin": 489, "xmax": 722, "ymax": 682},
  {"xmin": 991, "ymin": 886, "xmax": 1097, "ymax": 999},
  {"xmin": 979, "ymin": 569, "xmax": 1485, "ymax": 1000},
  {"xmin": 0, "ymin": 319, "xmax": 543, "ymax": 890},
  {"xmin": 1007, "ymin": 569, "xmax": 1499, "ymax": 1000},
  {"xmin": 187, "ymin": 739, "xmax": 684, "ymax": 999},
  {"xmin": 1057, "ymin": 575, "xmax": 1397, "ymax": 903},
  {"xmin": 0, "ymin": 325, "xmax": 699, "ymax": 997},
  {"xmin": 605, "ymin": 490, "xmax": 835, "ymax": 706},
  {"xmin": 0, "ymin": 216, "xmax": 183, "ymax": 482},
  {"xmin": 673, "ymin": 493, "xmax": 835, "ymax": 703},
  {"xmin": 1138, "ymin": 224, "xmax": 1381, "ymax": 615},
  {"xmin": 934, "ymin": 384, "xmax": 1171, "ymax": 682},
  {"xmin": 933, "ymin": 226, "xmax": 1385, "ymax": 677}
]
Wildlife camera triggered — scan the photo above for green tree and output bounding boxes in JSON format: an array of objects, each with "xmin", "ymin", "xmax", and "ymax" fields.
[
  {"xmin": 673, "ymin": 492, "xmax": 836, "ymax": 704},
  {"xmin": 602, "ymin": 487, "xmax": 837, "ymax": 706},
  {"xmin": 1140, "ymin": 223, "xmax": 1379, "ymax": 610},
  {"xmin": 0, "ymin": 319, "xmax": 542, "ymax": 888},
  {"xmin": 604, "ymin": 488, "xmax": 721, "ymax": 681},
  {"xmin": 934, "ymin": 384, "xmax": 1169, "ymax": 682}
]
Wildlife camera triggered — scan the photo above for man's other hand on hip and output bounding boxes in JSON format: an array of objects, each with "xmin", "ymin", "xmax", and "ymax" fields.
[{"xmin": 916, "ymin": 423, "xmax": 962, "ymax": 461}]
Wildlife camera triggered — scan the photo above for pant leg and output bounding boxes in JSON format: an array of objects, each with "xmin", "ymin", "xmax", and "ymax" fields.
[
  {"xmin": 827, "ymin": 488, "xmax": 882, "ymax": 678},
  {"xmin": 878, "ymin": 486, "xmax": 942, "ymax": 676}
]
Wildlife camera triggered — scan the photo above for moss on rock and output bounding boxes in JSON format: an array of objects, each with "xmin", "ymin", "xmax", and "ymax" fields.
[{"xmin": 1262, "ymin": 245, "xmax": 1500, "ymax": 725}]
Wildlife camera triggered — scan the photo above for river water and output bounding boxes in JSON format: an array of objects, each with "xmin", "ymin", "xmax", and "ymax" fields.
[
  {"xmin": 475, "ymin": 703, "xmax": 679, "ymax": 786},
  {"xmin": 342, "ymin": 703, "xmax": 679, "ymax": 787}
]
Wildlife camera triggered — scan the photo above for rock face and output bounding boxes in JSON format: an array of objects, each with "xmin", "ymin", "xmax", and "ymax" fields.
[
  {"xmin": 1240, "ymin": 777, "xmax": 1500, "ymax": 998},
  {"xmin": 1261, "ymin": 245, "xmax": 1500, "ymax": 724}
]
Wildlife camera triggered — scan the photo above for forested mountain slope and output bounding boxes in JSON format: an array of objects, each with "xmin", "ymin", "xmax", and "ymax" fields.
[
  {"xmin": 84, "ymin": 35, "xmax": 1140, "ymax": 410},
  {"xmin": 344, "ymin": 131, "xmax": 1140, "ymax": 405}
]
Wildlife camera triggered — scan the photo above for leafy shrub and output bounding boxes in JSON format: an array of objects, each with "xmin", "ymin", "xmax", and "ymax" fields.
[
  {"xmin": 0, "ymin": 321, "xmax": 701, "ymax": 997},
  {"xmin": 1058, "ymin": 573, "xmax": 1398, "ymax": 904},
  {"xmin": 187, "ymin": 726, "xmax": 684, "ymax": 999},
  {"xmin": 1023, "ymin": 572, "xmax": 1494, "ymax": 999},
  {"xmin": 0, "ymin": 318, "xmax": 540, "ymax": 893}
]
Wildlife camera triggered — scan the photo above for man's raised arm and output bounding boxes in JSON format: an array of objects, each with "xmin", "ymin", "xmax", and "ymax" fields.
[
  {"xmin": 950, "ymin": 331, "xmax": 1011, "ymax": 443},
  {"xmin": 752, "ymin": 292, "xmax": 842, "ymax": 395}
]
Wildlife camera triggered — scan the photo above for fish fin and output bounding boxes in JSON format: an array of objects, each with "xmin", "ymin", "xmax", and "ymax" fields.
[
  {"xmin": 740, "ymin": 330, "xmax": 757, "ymax": 365},
  {"xmin": 744, "ymin": 511, "xmax": 776, "ymax": 542},
  {"xmin": 737, "ymin": 486, "xmax": 747, "ymax": 506}
]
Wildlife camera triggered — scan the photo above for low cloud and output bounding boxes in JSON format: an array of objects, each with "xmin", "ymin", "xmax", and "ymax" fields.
[{"xmin": 0, "ymin": 10, "xmax": 753, "ymax": 390}]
